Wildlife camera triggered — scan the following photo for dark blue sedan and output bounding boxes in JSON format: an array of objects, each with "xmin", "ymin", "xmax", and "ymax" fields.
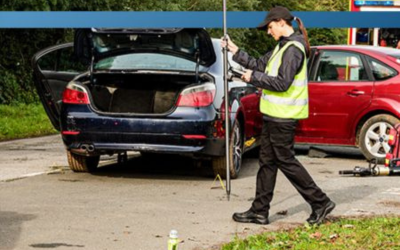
[{"xmin": 32, "ymin": 28, "xmax": 262, "ymax": 178}]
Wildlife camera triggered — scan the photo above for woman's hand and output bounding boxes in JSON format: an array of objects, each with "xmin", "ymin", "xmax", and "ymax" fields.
[
  {"xmin": 241, "ymin": 70, "xmax": 252, "ymax": 83},
  {"xmin": 220, "ymin": 36, "xmax": 239, "ymax": 55}
]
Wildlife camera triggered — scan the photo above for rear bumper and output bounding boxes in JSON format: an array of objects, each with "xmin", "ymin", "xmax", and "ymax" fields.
[
  {"xmin": 61, "ymin": 105, "xmax": 226, "ymax": 157},
  {"xmin": 66, "ymin": 137, "xmax": 225, "ymax": 157}
]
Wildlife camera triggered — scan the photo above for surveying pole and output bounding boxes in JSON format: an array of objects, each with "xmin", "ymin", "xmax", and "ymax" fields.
[{"xmin": 222, "ymin": 0, "xmax": 231, "ymax": 201}]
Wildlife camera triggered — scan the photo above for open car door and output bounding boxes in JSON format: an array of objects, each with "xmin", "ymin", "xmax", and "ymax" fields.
[{"xmin": 31, "ymin": 43, "xmax": 88, "ymax": 130}]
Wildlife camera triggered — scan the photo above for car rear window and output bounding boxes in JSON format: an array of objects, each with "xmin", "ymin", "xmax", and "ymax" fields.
[
  {"xmin": 368, "ymin": 58, "xmax": 397, "ymax": 81},
  {"xmin": 95, "ymin": 53, "xmax": 206, "ymax": 72}
]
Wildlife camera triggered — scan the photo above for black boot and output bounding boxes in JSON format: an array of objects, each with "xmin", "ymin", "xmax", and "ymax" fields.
[
  {"xmin": 307, "ymin": 201, "xmax": 336, "ymax": 225},
  {"xmin": 232, "ymin": 209, "xmax": 269, "ymax": 225}
]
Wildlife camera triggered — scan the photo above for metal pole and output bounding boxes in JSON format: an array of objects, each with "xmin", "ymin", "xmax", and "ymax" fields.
[{"xmin": 222, "ymin": 0, "xmax": 231, "ymax": 201}]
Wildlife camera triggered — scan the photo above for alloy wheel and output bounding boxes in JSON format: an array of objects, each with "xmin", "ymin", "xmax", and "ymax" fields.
[
  {"xmin": 364, "ymin": 121, "xmax": 393, "ymax": 158},
  {"xmin": 232, "ymin": 121, "xmax": 243, "ymax": 173}
]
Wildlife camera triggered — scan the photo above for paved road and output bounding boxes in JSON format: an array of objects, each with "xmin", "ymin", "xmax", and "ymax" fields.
[
  {"xmin": 0, "ymin": 136, "xmax": 399, "ymax": 250},
  {"xmin": 0, "ymin": 135, "xmax": 67, "ymax": 182}
]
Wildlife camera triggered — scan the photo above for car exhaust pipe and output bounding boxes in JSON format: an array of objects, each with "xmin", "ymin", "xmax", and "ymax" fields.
[
  {"xmin": 75, "ymin": 144, "xmax": 96, "ymax": 155},
  {"xmin": 80, "ymin": 144, "xmax": 95, "ymax": 152},
  {"xmin": 87, "ymin": 144, "xmax": 95, "ymax": 152}
]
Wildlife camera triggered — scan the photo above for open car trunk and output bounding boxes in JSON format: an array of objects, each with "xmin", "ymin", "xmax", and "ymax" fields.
[{"xmin": 83, "ymin": 72, "xmax": 213, "ymax": 114}]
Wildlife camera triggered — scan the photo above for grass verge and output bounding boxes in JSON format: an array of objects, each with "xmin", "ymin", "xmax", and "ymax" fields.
[
  {"xmin": 0, "ymin": 103, "xmax": 57, "ymax": 141},
  {"xmin": 222, "ymin": 216, "xmax": 400, "ymax": 250}
]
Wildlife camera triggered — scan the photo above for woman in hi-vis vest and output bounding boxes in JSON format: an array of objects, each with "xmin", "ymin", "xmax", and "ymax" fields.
[{"xmin": 221, "ymin": 6, "xmax": 335, "ymax": 225}]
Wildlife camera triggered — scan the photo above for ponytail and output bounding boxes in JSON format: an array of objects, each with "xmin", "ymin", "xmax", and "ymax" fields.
[{"xmin": 294, "ymin": 17, "xmax": 311, "ymax": 58}]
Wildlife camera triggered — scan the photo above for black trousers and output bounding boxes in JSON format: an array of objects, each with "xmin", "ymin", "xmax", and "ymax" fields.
[{"xmin": 251, "ymin": 120, "xmax": 330, "ymax": 216}]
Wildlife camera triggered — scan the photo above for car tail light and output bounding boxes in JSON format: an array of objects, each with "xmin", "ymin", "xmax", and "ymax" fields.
[
  {"xmin": 62, "ymin": 82, "xmax": 90, "ymax": 104},
  {"xmin": 176, "ymin": 83, "xmax": 215, "ymax": 107},
  {"xmin": 182, "ymin": 135, "xmax": 207, "ymax": 140},
  {"xmin": 62, "ymin": 131, "xmax": 80, "ymax": 135}
]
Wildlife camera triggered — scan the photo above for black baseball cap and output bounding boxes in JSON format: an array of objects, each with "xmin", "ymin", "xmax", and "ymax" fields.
[{"xmin": 257, "ymin": 6, "xmax": 294, "ymax": 30}]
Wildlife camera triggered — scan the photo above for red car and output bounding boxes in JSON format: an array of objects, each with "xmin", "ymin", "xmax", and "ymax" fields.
[{"xmin": 296, "ymin": 45, "xmax": 400, "ymax": 163}]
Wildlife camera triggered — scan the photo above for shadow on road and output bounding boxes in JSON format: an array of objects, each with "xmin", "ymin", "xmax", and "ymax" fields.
[
  {"xmin": 269, "ymin": 185, "xmax": 376, "ymax": 223},
  {"xmin": 244, "ymin": 145, "xmax": 365, "ymax": 161},
  {"xmin": 92, "ymin": 153, "xmax": 215, "ymax": 181},
  {"xmin": 295, "ymin": 145, "xmax": 366, "ymax": 160},
  {"xmin": 0, "ymin": 211, "xmax": 36, "ymax": 250},
  {"xmin": 88, "ymin": 145, "xmax": 365, "ymax": 181}
]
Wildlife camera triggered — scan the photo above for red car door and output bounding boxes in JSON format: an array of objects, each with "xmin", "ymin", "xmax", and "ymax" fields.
[
  {"xmin": 297, "ymin": 49, "xmax": 373, "ymax": 144},
  {"xmin": 240, "ymin": 88, "xmax": 262, "ymax": 138}
]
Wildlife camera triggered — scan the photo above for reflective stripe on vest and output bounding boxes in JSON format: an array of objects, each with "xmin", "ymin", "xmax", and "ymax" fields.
[
  {"xmin": 262, "ymin": 94, "xmax": 308, "ymax": 106},
  {"xmin": 259, "ymin": 41, "xmax": 309, "ymax": 119}
]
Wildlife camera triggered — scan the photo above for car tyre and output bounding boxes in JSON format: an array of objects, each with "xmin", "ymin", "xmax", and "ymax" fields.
[
  {"xmin": 67, "ymin": 150, "xmax": 100, "ymax": 172},
  {"xmin": 359, "ymin": 114, "xmax": 399, "ymax": 163},
  {"xmin": 212, "ymin": 119, "xmax": 243, "ymax": 179}
]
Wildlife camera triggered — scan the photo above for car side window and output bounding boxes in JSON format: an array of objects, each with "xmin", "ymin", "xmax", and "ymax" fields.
[
  {"xmin": 368, "ymin": 58, "xmax": 397, "ymax": 81},
  {"xmin": 38, "ymin": 46, "xmax": 87, "ymax": 73},
  {"xmin": 316, "ymin": 51, "xmax": 368, "ymax": 82}
]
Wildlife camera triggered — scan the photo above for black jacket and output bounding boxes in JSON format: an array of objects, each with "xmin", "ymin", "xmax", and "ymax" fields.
[{"xmin": 232, "ymin": 32, "xmax": 308, "ymax": 122}]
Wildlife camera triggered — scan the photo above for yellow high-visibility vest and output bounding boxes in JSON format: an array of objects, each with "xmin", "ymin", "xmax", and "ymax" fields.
[{"xmin": 259, "ymin": 41, "xmax": 309, "ymax": 119}]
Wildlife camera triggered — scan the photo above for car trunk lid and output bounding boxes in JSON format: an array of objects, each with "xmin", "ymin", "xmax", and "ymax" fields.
[{"xmin": 74, "ymin": 28, "xmax": 216, "ymax": 69}]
